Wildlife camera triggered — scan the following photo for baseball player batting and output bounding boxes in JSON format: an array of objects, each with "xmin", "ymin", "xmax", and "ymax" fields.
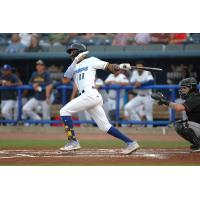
[{"xmin": 59, "ymin": 43, "xmax": 140, "ymax": 154}]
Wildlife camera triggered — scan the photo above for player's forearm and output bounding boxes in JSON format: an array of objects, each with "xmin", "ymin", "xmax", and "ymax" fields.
[
  {"xmin": 168, "ymin": 102, "xmax": 185, "ymax": 112},
  {"xmin": 117, "ymin": 82, "xmax": 129, "ymax": 86},
  {"xmin": 62, "ymin": 77, "xmax": 71, "ymax": 84},
  {"xmin": 105, "ymin": 64, "xmax": 120, "ymax": 74},
  {"xmin": 8, "ymin": 81, "xmax": 22, "ymax": 86}
]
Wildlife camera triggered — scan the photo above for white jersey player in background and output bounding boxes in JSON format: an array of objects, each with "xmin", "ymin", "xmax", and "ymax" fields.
[
  {"xmin": 59, "ymin": 43, "xmax": 140, "ymax": 154},
  {"xmin": 124, "ymin": 60, "xmax": 154, "ymax": 127},
  {"xmin": 105, "ymin": 69, "xmax": 129, "ymax": 120}
]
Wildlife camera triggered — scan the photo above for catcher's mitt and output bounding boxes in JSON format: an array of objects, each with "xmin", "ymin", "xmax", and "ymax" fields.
[{"xmin": 151, "ymin": 92, "xmax": 170, "ymax": 106}]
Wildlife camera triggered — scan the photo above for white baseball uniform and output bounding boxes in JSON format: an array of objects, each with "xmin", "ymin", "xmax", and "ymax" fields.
[
  {"xmin": 105, "ymin": 73, "xmax": 129, "ymax": 110},
  {"xmin": 60, "ymin": 57, "xmax": 112, "ymax": 132},
  {"xmin": 124, "ymin": 70, "xmax": 154, "ymax": 125}
]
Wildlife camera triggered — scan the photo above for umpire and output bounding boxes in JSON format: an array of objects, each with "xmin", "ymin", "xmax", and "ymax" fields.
[{"xmin": 151, "ymin": 77, "xmax": 200, "ymax": 152}]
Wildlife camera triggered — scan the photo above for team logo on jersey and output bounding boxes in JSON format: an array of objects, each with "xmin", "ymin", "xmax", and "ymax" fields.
[{"xmin": 74, "ymin": 66, "xmax": 88, "ymax": 74}]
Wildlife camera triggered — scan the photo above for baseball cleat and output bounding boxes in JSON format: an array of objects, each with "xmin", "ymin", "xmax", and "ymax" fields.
[
  {"xmin": 59, "ymin": 140, "xmax": 81, "ymax": 152},
  {"xmin": 190, "ymin": 144, "xmax": 200, "ymax": 153},
  {"xmin": 121, "ymin": 141, "xmax": 140, "ymax": 155}
]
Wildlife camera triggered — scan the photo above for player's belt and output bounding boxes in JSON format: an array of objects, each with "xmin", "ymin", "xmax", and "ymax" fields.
[{"xmin": 79, "ymin": 86, "xmax": 96, "ymax": 95}]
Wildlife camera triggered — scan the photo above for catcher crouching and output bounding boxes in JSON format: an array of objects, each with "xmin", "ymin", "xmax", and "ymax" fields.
[{"xmin": 151, "ymin": 77, "xmax": 200, "ymax": 152}]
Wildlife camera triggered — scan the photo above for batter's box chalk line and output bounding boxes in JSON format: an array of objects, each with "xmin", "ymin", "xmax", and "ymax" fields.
[{"xmin": 0, "ymin": 149, "xmax": 191, "ymax": 160}]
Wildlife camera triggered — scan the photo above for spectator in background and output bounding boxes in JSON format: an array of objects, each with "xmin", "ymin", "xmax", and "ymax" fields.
[
  {"xmin": 22, "ymin": 60, "xmax": 52, "ymax": 123},
  {"xmin": 150, "ymin": 33, "xmax": 170, "ymax": 44},
  {"xmin": 0, "ymin": 64, "xmax": 22, "ymax": 120},
  {"xmin": 19, "ymin": 33, "xmax": 32, "ymax": 47},
  {"xmin": 105, "ymin": 69, "xmax": 129, "ymax": 120},
  {"xmin": 167, "ymin": 64, "xmax": 195, "ymax": 85},
  {"xmin": 25, "ymin": 34, "xmax": 44, "ymax": 52},
  {"xmin": 48, "ymin": 33, "xmax": 69, "ymax": 46},
  {"xmin": 5, "ymin": 33, "xmax": 25, "ymax": 53},
  {"xmin": 48, "ymin": 33, "xmax": 80, "ymax": 46},
  {"xmin": 134, "ymin": 33, "xmax": 151, "ymax": 45},
  {"xmin": 169, "ymin": 33, "xmax": 188, "ymax": 44},
  {"xmin": 112, "ymin": 33, "xmax": 135, "ymax": 46}
]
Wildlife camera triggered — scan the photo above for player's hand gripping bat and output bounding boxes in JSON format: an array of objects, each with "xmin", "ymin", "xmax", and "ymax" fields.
[{"xmin": 119, "ymin": 63, "xmax": 163, "ymax": 72}]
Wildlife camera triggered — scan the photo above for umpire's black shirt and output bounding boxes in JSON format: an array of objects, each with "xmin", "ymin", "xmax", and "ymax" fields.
[{"xmin": 183, "ymin": 93, "xmax": 200, "ymax": 124}]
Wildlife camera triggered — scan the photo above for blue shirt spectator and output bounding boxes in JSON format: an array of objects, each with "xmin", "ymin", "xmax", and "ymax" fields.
[{"xmin": 5, "ymin": 33, "xmax": 25, "ymax": 53}]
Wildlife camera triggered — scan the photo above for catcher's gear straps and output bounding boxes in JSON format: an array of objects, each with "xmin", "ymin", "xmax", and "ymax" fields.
[{"xmin": 174, "ymin": 121, "xmax": 200, "ymax": 145}]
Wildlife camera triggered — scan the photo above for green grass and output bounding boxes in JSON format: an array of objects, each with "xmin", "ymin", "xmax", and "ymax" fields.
[{"xmin": 0, "ymin": 139, "xmax": 189, "ymax": 149}]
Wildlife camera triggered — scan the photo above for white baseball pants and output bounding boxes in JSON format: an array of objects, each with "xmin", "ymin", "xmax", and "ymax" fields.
[
  {"xmin": 124, "ymin": 95, "xmax": 154, "ymax": 123},
  {"xmin": 23, "ymin": 98, "xmax": 50, "ymax": 120},
  {"xmin": 1, "ymin": 100, "xmax": 16, "ymax": 120},
  {"xmin": 60, "ymin": 89, "xmax": 112, "ymax": 132}
]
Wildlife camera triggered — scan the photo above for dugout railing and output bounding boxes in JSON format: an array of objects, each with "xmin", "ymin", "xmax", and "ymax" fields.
[{"xmin": 1, "ymin": 84, "xmax": 197, "ymax": 126}]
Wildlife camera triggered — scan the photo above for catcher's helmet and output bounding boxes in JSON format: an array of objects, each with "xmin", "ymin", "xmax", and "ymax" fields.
[
  {"xmin": 179, "ymin": 77, "xmax": 198, "ymax": 99},
  {"xmin": 66, "ymin": 43, "xmax": 87, "ymax": 60}
]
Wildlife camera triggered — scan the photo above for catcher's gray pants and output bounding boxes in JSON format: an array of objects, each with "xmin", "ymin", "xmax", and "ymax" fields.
[
  {"xmin": 60, "ymin": 89, "xmax": 112, "ymax": 132},
  {"xmin": 174, "ymin": 120, "xmax": 200, "ymax": 145},
  {"xmin": 188, "ymin": 121, "xmax": 200, "ymax": 137},
  {"xmin": 22, "ymin": 97, "xmax": 50, "ymax": 120}
]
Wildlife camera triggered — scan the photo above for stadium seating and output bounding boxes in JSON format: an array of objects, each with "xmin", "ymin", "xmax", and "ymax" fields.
[
  {"xmin": 87, "ymin": 45, "xmax": 105, "ymax": 52},
  {"xmin": 143, "ymin": 44, "xmax": 164, "ymax": 51},
  {"xmin": 184, "ymin": 44, "xmax": 200, "ymax": 51},
  {"xmin": 104, "ymin": 46, "xmax": 125, "ymax": 52},
  {"xmin": 190, "ymin": 33, "xmax": 200, "ymax": 44},
  {"xmin": 49, "ymin": 46, "xmax": 66, "ymax": 52},
  {"xmin": 165, "ymin": 44, "xmax": 183, "ymax": 51},
  {"xmin": 124, "ymin": 45, "xmax": 144, "ymax": 51}
]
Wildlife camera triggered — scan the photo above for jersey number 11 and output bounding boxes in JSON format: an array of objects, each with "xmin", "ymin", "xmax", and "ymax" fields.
[{"xmin": 79, "ymin": 73, "xmax": 85, "ymax": 80}]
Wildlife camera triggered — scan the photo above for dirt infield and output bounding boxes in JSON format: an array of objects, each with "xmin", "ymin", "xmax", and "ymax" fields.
[
  {"xmin": 0, "ymin": 126, "xmax": 200, "ymax": 165},
  {"xmin": 0, "ymin": 148, "xmax": 200, "ymax": 165}
]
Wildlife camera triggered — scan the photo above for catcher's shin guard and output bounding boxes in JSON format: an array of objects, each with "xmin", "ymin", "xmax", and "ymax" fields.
[{"xmin": 174, "ymin": 121, "xmax": 200, "ymax": 145}]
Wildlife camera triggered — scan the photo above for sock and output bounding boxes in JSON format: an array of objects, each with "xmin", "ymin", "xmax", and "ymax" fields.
[
  {"xmin": 61, "ymin": 116, "xmax": 77, "ymax": 141},
  {"xmin": 107, "ymin": 126, "xmax": 133, "ymax": 144}
]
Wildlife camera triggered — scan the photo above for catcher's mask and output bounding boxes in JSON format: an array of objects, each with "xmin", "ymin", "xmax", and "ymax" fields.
[
  {"xmin": 178, "ymin": 77, "xmax": 198, "ymax": 99},
  {"xmin": 66, "ymin": 43, "xmax": 87, "ymax": 60}
]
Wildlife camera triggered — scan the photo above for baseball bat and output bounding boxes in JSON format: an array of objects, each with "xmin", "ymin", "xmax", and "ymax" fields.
[{"xmin": 130, "ymin": 66, "xmax": 163, "ymax": 72}]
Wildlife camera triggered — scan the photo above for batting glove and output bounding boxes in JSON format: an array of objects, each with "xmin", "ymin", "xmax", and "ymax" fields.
[
  {"xmin": 74, "ymin": 51, "xmax": 89, "ymax": 63},
  {"xmin": 119, "ymin": 63, "xmax": 131, "ymax": 70}
]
